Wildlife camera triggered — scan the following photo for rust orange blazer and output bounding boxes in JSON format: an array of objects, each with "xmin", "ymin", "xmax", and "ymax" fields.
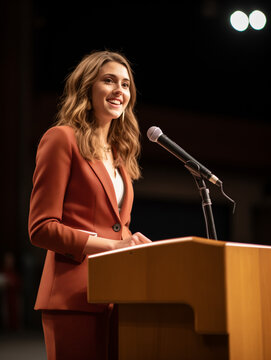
[{"xmin": 28, "ymin": 125, "xmax": 134, "ymax": 312}]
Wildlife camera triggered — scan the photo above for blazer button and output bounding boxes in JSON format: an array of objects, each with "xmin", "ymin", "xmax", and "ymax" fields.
[{"xmin": 112, "ymin": 223, "xmax": 121, "ymax": 232}]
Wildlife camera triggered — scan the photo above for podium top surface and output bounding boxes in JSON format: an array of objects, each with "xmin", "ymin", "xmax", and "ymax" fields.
[{"xmin": 88, "ymin": 236, "xmax": 270, "ymax": 261}]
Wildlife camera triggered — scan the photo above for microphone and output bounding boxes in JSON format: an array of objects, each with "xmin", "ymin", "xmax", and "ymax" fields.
[{"xmin": 147, "ymin": 126, "xmax": 222, "ymax": 187}]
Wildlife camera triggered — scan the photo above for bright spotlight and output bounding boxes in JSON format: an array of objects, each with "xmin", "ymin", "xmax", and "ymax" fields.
[
  {"xmin": 230, "ymin": 11, "xmax": 249, "ymax": 31},
  {"xmin": 249, "ymin": 10, "xmax": 267, "ymax": 30}
]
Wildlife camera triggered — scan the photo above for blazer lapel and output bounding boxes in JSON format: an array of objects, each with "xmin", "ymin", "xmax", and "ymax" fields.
[
  {"xmin": 118, "ymin": 163, "xmax": 134, "ymax": 225},
  {"xmin": 87, "ymin": 158, "xmax": 134, "ymax": 226},
  {"xmin": 87, "ymin": 159, "xmax": 120, "ymax": 220}
]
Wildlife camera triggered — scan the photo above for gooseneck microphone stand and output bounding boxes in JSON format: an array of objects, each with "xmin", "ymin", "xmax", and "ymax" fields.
[
  {"xmin": 184, "ymin": 160, "xmax": 236, "ymax": 240},
  {"xmin": 185, "ymin": 160, "xmax": 218, "ymax": 240},
  {"xmin": 192, "ymin": 174, "xmax": 218, "ymax": 240}
]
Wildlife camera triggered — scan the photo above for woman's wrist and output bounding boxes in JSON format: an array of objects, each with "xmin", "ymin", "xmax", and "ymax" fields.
[{"xmin": 83, "ymin": 235, "xmax": 118, "ymax": 255}]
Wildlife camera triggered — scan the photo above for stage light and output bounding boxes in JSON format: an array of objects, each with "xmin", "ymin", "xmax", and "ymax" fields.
[
  {"xmin": 249, "ymin": 10, "xmax": 267, "ymax": 30},
  {"xmin": 230, "ymin": 11, "xmax": 249, "ymax": 31}
]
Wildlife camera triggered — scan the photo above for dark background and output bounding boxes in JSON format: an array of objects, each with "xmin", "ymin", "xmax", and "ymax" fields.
[{"xmin": 1, "ymin": 0, "xmax": 271, "ymax": 334}]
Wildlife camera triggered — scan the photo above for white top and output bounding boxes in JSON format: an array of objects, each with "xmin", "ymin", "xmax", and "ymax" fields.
[{"xmin": 110, "ymin": 168, "xmax": 125, "ymax": 210}]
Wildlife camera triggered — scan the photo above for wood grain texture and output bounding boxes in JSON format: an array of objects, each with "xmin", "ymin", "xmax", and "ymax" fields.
[{"xmin": 88, "ymin": 237, "xmax": 271, "ymax": 359}]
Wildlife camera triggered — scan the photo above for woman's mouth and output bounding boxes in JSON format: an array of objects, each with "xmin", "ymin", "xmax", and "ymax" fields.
[{"xmin": 107, "ymin": 98, "xmax": 122, "ymax": 106}]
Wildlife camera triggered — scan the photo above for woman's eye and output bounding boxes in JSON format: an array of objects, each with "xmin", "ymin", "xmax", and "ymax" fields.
[
  {"xmin": 104, "ymin": 78, "xmax": 113, "ymax": 84},
  {"xmin": 122, "ymin": 82, "xmax": 129, "ymax": 89}
]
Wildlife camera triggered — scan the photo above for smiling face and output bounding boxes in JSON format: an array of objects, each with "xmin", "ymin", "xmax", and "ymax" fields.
[{"xmin": 91, "ymin": 61, "xmax": 131, "ymax": 127}]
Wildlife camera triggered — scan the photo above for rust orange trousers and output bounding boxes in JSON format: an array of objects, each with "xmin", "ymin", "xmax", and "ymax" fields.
[{"xmin": 41, "ymin": 308, "xmax": 118, "ymax": 360}]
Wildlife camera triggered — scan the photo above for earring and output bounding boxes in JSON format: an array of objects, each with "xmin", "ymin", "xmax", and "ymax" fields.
[
  {"xmin": 86, "ymin": 100, "xmax": 92, "ymax": 110},
  {"xmin": 121, "ymin": 110, "xmax": 125, "ymax": 123}
]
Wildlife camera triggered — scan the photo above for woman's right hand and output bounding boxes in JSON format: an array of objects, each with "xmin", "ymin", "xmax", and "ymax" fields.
[
  {"xmin": 84, "ymin": 232, "xmax": 152, "ymax": 255},
  {"xmin": 115, "ymin": 232, "xmax": 152, "ymax": 249}
]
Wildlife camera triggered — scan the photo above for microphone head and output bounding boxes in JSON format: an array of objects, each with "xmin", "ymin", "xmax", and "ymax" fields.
[{"xmin": 147, "ymin": 126, "xmax": 163, "ymax": 142}]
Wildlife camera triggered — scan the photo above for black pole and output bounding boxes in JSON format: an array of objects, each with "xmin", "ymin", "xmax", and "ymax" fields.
[
  {"xmin": 192, "ymin": 175, "xmax": 218, "ymax": 240},
  {"xmin": 184, "ymin": 160, "xmax": 218, "ymax": 240}
]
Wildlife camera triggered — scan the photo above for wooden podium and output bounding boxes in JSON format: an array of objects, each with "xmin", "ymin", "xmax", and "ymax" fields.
[{"xmin": 87, "ymin": 237, "xmax": 271, "ymax": 360}]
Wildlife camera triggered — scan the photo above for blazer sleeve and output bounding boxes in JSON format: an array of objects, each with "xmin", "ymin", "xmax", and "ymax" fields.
[{"xmin": 28, "ymin": 126, "xmax": 88, "ymax": 263}]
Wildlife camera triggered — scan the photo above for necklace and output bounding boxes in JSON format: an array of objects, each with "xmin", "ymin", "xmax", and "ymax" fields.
[
  {"xmin": 102, "ymin": 145, "xmax": 116, "ymax": 177},
  {"xmin": 102, "ymin": 145, "xmax": 111, "ymax": 160},
  {"xmin": 103, "ymin": 146, "xmax": 111, "ymax": 153}
]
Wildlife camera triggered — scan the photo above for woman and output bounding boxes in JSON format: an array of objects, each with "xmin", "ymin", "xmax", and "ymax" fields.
[{"xmin": 28, "ymin": 50, "xmax": 151, "ymax": 360}]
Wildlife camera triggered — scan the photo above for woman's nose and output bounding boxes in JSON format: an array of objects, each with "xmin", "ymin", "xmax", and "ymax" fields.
[{"xmin": 113, "ymin": 82, "xmax": 123, "ymax": 94}]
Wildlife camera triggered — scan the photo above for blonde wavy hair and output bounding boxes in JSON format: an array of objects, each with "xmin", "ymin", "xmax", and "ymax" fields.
[{"xmin": 55, "ymin": 50, "xmax": 141, "ymax": 180}]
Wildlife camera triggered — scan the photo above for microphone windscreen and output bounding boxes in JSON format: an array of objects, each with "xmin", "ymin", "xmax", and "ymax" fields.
[{"xmin": 147, "ymin": 126, "xmax": 163, "ymax": 142}]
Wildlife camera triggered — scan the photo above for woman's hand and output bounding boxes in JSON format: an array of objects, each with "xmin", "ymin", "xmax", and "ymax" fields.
[
  {"xmin": 84, "ymin": 232, "xmax": 152, "ymax": 255},
  {"xmin": 115, "ymin": 232, "xmax": 152, "ymax": 249}
]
